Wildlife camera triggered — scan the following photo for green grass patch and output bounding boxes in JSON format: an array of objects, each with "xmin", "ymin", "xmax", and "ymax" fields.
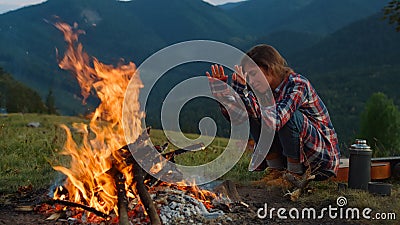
[{"xmin": 0, "ymin": 113, "xmax": 87, "ymax": 193}]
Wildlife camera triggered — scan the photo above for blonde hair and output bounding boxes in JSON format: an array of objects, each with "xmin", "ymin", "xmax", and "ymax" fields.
[{"xmin": 242, "ymin": 44, "xmax": 293, "ymax": 79}]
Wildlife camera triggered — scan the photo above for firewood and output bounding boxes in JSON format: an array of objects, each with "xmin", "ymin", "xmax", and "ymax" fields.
[
  {"xmin": 282, "ymin": 168, "xmax": 316, "ymax": 202},
  {"xmin": 45, "ymin": 213, "xmax": 61, "ymax": 221},
  {"xmin": 133, "ymin": 161, "xmax": 161, "ymax": 225},
  {"xmin": 111, "ymin": 127, "xmax": 205, "ymax": 224},
  {"xmin": 42, "ymin": 199, "xmax": 110, "ymax": 219},
  {"xmin": 116, "ymin": 172, "xmax": 129, "ymax": 225},
  {"xmin": 15, "ymin": 205, "xmax": 34, "ymax": 212},
  {"xmin": 213, "ymin": 180, "xmax": 241, "ymax": 202}
]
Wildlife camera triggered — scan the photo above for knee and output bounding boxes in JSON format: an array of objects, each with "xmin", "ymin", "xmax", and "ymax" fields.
[
  {"xmin": 278, "ymin": 110, "xmax": 304, "ymax": 136},
  {"xmin": 277, "ymin": 111, "xmax": 304, "ymax": 159}
]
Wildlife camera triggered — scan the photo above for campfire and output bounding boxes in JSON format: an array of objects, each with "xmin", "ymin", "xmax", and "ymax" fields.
[{"xmin": 36, "ymin": 22, "xmax": 246, "ymax": 224}]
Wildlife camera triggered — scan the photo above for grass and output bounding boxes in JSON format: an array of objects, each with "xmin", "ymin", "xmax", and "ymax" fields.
[
  {"xmin": 0, "ymin": 113, "xmax": 265, "ymax": 193},
  {"xmin": 137, "ymin": 129, "xmax": 268, "ymax": 182},
  {"xmin": 0, "ymin": 113, "xmax": 399, "ymax": 223},
  {"xmin": 0, "ymin": 113, "xmax": 87, "ymax": 193}
]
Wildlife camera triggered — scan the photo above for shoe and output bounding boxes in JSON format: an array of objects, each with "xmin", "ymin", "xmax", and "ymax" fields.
[
  {"xmin": 249, "ymin": 155, "xmax": 268, "ymax": 171},
  {"xmin": 263, "ymin": 170, "xmax": 305, "ymax": 189},
  {"xmin": 262, "ymin": 168, "xmax": 285, "ymax": 181},
  {"xmin": 264, "ymin": 176, "xmax": 293, "ymax": 189},
  {"xmin": 252, "ymin": 168, "xmax": 285, "ymax": 187},
  {"xmin": 252, "ymin": 159, "xmax": 268, "ymax": 171}
]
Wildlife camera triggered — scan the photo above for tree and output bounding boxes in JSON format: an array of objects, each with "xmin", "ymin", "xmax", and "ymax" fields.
[
  {"xmin": 45, "ymin": 88, "xmax": 58, "ymax": 115},
  {"xmin": 0, "ymin": 69, "xmax": 46, "ymax": 113},
  {"xmin": 359, "ymin": 92, "xmax": 400, "ymax": 157},
  {"xmin": 383, "ymin": 0, "xmax": 400, "ymax": 31}
]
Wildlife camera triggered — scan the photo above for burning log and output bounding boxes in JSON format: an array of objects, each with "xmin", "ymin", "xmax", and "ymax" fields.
[
  {"xmin": 213, "ymin": 180, "xmax": 241, "ymax": 203},
  {"xmin": 146, "ymin": 142, "xmax": 205, "ymax": 187},
  {"xmin": 113, "ymin": 128, "xmax": 205, "ymax": 225},
  {"xmin": 42, "ymin": 199, "xmax": 110, "ymax": 219},
  {"xmin": 118, "ymin": 128, "xmax": 205, "ymax": 166},
  {"xmin": 116, "ymin": 172, "xmax": 129, "ymax": 225},
  {"xmin": 102, "ymin": 128, "xmax": 158, "ymax": 224},
  {"xmin": 211, "ymin": 180, "xmax": 252, "ymax": 214},
  {"xmin": 116, "ymin": 128, "xmax": 205, "ymax": 188},
  {"xmin": 133, "ymin": 160, "xmax": 161, "ymax": 225},
  {"xmin": 111, "ymin": 127, "xmax": 161, "ymax": 224}
]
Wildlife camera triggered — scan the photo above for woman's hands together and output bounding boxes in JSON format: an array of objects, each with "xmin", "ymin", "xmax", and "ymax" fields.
[
  {"xmin": 206, "ymin": 64, "xmax": 248, "ymax": 98},
  {"xmin": 206, "ymin": 64, "xmax": 247, "ymax": 84}
]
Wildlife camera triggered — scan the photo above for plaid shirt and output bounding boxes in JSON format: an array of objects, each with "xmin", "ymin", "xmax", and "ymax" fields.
[{"xmin": 209, "ymin": 73, "xmax": 340, "ymax": 175}]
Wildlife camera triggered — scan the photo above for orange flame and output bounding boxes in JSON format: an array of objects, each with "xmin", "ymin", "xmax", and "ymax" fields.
[
  {"xmin": 52, "ymin": 22, "xmax": 143, "ymax": 215},
  {"xmin": 52, "ymin": 22, "xmax": 217, "ymax": 219}
]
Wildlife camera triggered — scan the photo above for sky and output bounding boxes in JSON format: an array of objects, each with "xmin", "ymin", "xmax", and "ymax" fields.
[{"xmin": 0, "ymin": 0, "xmax": 245, "ymax": 14}]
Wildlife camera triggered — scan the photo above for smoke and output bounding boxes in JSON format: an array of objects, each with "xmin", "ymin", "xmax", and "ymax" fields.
[
  {"xmin": 47, "ymin": 172, "xmax": 67, "ymax": 198},
  {"xmin": 80, "ymin": 9, "xmax": 102, "ymax": 26}
]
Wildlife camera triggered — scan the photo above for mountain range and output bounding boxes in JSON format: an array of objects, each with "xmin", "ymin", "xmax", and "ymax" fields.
[
  {"xmin": 225, "ymin": 0, "xmax": 387, "ymax": 35},
  {"xmin": 0, "ymin": 0, "xmax": 399, "ymax": 145}
]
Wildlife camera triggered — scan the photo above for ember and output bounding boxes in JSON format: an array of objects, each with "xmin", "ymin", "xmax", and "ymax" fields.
[{"xmin": 43, "ymin": 22, "xmax": 234, "ymax": 224}]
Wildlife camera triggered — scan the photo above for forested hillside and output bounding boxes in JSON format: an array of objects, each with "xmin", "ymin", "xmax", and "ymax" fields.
[{"xmin": 0, "ymin": 67, "xmax": 46, "ymax": 113}]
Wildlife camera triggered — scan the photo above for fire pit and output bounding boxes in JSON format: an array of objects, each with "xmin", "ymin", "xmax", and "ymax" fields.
[{"xmin": 39, "ymin": 181, "xmax": 237, "ymax": 224}]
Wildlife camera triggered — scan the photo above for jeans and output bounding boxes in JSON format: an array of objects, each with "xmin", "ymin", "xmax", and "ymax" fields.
[
  {"xmin": 273, "ymin": 110, "xmax": 304, "ymax": 159},
  {"xmin": 250, "ymin": 110, "xmax": 304, "ymax": 171},
  {"xmin": 250, "ymin": 110, "xmax": 333, "ymax": 180}
]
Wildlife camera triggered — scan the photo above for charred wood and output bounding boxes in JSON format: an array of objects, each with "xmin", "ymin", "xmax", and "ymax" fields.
[
  {"xmin": 116, "ymin": 172, "xmax": 129, "ymax": 225},
  {"xmin": 42, "ymin": 199, "xmax": 110, "ymax": 219},
  {"xmin": 133, "ymin": 161, "xmax": 161, "ymax": 225}
]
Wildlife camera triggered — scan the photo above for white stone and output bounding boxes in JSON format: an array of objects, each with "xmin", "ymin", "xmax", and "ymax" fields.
[
  {"xmin": 160, "ymin": 214, "xmax": 168, "ymax": 224},
  {"xmin": 169, "ymin": 201, "xmax": 178, "ymax": 209}
]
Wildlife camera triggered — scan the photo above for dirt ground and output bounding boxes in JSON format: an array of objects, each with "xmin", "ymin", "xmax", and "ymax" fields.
[{"xmin": 0, "ymin": 184, "xmax": 372, "ymax": 225}]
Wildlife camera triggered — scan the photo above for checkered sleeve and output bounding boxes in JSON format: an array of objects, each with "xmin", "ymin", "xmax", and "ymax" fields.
[
  {"xmin": 208, "ymin": 78, "xmax": 259, "ymax": 124},
  {"xmin": 231, "ymin": 79, "xmax": 260, "ymax": 119},
  {"xmin": 208, "ymin": 77, "xmax": 230, "ymax": 96}
]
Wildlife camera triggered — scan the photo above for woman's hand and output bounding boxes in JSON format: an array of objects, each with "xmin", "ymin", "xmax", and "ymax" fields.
[
  {"xmin": 206, "ymin": 64, "xmax": 228, "ymax": 82},
  {"xmin": 232, "ymin": 65, "xmax": 249, "ymax": 98},
  {"xmin": 232, "ymin": 65, "xmax": 247, "ymax": 85}
]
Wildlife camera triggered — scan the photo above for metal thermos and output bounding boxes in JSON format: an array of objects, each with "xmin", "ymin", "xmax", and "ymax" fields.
[{"xmin": 348, "ymin": 139, "xmax": 372, "ymax": 190}]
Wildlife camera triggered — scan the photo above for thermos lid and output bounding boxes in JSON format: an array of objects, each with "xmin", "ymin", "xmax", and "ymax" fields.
[{"xmin": 350, "ymin": 139, "xmax": 371, "ymax": 150}]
